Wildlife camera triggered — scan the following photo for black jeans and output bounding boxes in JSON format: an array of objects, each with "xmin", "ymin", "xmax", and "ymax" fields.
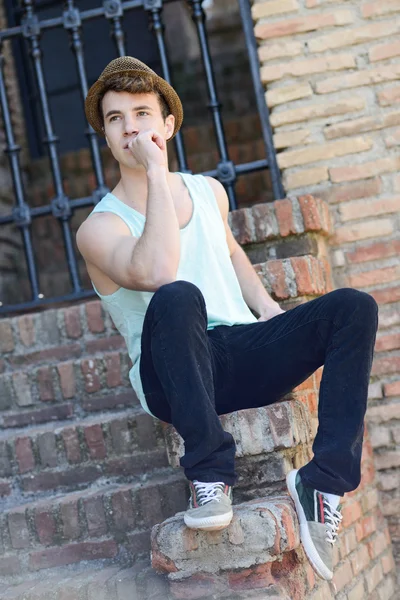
[{"xmin": 139, "ymin": 281, "xmax": 378, "ymax": 496}]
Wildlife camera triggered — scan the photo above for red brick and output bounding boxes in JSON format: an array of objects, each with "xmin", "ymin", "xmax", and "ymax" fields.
[
  {"xmin": 15, "ymin": 437, "xmax": 35, "ymax": 473},
  {"xmin": 110, "ymin": 418, "xmax": 131, "ymax": 454},
  {"xmin": 252, "ymin": 203, "xmax": 279, "ymax": 242},
  {"xmin": 37, "ymin": 432, "xmax": 58, "ymax": 468},
  {"xmin": 342, "ymin": 500, "xmax": 362, "ymax": 528},
  {"xmin": 371, "ymin": 356, "xmax": 400, "ymax": 376},
  {"xmin": 274, "ymin": 198, "xmax": 297, "ymax": 237},
  {"xmin": 111, "ymin": 489, "xmax": 136, "ymax": 531},
  {"xmin": 29, "ymin": 540, "xmax": 118, "ymax": 570},
  {"xmin": 34, "ymin": 506, "xmax": 57, "ymax": 546},
  {"xmin": 83, "ymin": 390, "xmax": 138, "ymax": 412},
  {"xmin": 370, "ymin": 40, "xmax": 400, "ymax": 62},
  {"xmin": 138, "ymin": 484, "xmax": 164, "ymax": 528},
  {"xmin": 370, "ymin": 286, "xmax": 400, "ymax": 305},
  {"xmin": 348, "ymin": 265, "xmax": 399, "ymax": 288},
  {"xmin": 362, "ymin": 0, "xmax": 400, "ymax": 19},
  {"xmin": 355, "ymin": 515, "xmax": 376, "ymax": 542},
  {"xmin": 81, "ymin": 359, "xmax": 101, "ymax": 393},
  {"xmin": 84, "ymin": 424, "xmax": 106, "ymax": 460},
  {"xmin": 381, "ymin": 551, "xmax": 395, "ymax": 574},
  {"xmin": 228, "ymin": 562, "xmax": 274, "ymax": 590},
  {"xmin": 105, "ymin": 352, "xmax": 122, "ymax": 388},
  {"xmin": 255, "ymin": 12, "xmax": 352, "ymax": 40},
  {"xmin": 277, "ymin": 502, "xmax": 298, "ymax": 551},
  {"xmin": 64, "ymin": 306, "xmax": 82, "ymax": 339},
  {"xmin": 85, "ymin": 301, "xmax": 105, "ymax": 333},
  {"xmin": 383, "ymin": 380, "xmax": 400, "ymax": 396},
  {"xmin": 367, "ymin": 531, "xmax": 388, "ymax": 560},
  {"xmin": 378, "ymin": 85, "xmax": 400, "ymax": 107},
  {"xmin": 229, "ymin": 208, "xmax": 254, "ymax": 245},
  {"xmin": 350, "ymin": 544, "xmax": 370, "ymax": 576},
  {"xmin": 57, "ymin": 362, "xmax": 76, "ymax": 399},
  {"xmin": 319, "ymin": 178, "xmax": 382, "ymax": 204},
  {"xmin": 0, "ymin": 321, "xmax": 14, "ymax": 352},
  {"xmin": 59, "ymin": 497, "xmax": 81, "ymax": 541},
  {"xmin": 37, "ymin": 367, "xmax": 55, "ymax": 402},
  {"xmin": 8, "ymin": 510, "xmax": 30, "ymax": 549},
  {"xmin": 9, "ymin": 344, "xmax": 81, "ymax": 367},
  {"xmin": 375, "ymin": 333, "xmax": 400, "ymax": 352},
  {"xmin": 265, "ymin": 260, "xmax": 290, "ymax": 299},
  {"xmin": 291, "ymin": 257, "xmax": 315, "ymax": 295},
  {"xmin": 0, "ymin": 555, "xmax": 22, "ymax": 576},
  {"xmin": 332, "ymin": 560, "xmax": 353, "ymax": 592},
  {"xmin": 83, "ymin": 495, "xmax": 107, "ymax": 536},
  {"xmin": 169, "ymin": 574, "xmax": 220, "ymax": 599},
  {"xmin": 21, "ymin": 465, "xmax": 99, "ymax": 493},
  {"xmin": 85, "ymin": 336, "xmax": 125, "ymax": 355},
  {"xmin": 62, "ymin": 427, "xmax": 81, "ymax": 463},
  {"xmin": 0, "ymin": 480, "xmax": 11, "ymax": 497},
  {"xmin": 298, "ymin": 195, "xmax": 323, "ymax": 232},
  {"xmin": 18, "ymin": 315, "xmax": 36, "ymax": 347},
  {"xmin": 3, "ymin": 403, "xmax": 74, "ymax": 428},
  {"xmin": 347, "ymin": 240, "xmax": 400, "ymax": 264}
]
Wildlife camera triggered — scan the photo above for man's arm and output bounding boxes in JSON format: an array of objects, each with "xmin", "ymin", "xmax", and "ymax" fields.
[
  {"xmin": 206, "ymin": 177, "xmax": 284, "ymax": 321},
  {"xmin": 77, "ymin": 130, "xmax": 180, "ymax": 292}
]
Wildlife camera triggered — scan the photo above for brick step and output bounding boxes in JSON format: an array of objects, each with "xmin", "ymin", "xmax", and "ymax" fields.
[
  {"xmin": 151, "ymin": 495, "xmax": 307, "ymax": 600},
  {"xmin": 0, "ymin": 407, "xmax": 169, "ymax": 501},
  {"xmin": 0, "ymin": 471, "xmax": 188, "ymax": 581},
  {"xmin": 164, "ymin": 400, "xmax": 314, "ymax": 503},
  {"xmin": 0, "ymin": 560, "xmax": 173, "ymax": 600},
  {"xmin": 0, "ymin": 559, "xmax": 291, "ymax": 600},
  {"xmin": 0, "ymin": 349, "xmax": 136, "ymax": 424}
]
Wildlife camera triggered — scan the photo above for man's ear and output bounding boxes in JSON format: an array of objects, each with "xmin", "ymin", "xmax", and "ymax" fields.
[
  {"xmin": 165, "ymin": 114, "xmax": 175, "ymax": 140},
  {"xmin": 104, "ymin": 130, "xmax": 110, "ymax": 148}
]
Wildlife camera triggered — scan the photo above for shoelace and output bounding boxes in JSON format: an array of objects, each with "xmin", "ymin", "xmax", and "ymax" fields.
[
  {"xmin": 322, "ymin": 499, "xmax": 343, "ymax": 545},
  {"xmin": 192, "ymin": 481, "xmax": 226, "ymax": 505}
]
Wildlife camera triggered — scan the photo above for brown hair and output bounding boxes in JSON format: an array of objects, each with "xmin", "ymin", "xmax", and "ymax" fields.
[{"xmin": 98, "ymin": 74, "xmax": 171, "ymax": 127}]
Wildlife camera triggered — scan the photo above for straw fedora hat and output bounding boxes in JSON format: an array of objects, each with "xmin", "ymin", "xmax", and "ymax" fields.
[{"xmin": 85, "ymin": 56, "xmax": 183, "ymax": 140}]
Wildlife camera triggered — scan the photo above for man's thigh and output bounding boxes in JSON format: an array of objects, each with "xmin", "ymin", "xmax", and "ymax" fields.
[{"xmin": 214, "ymin": 295, "xmax": 336, "ymax": 415}]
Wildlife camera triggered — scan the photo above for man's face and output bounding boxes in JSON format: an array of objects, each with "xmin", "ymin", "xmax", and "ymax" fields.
[{"xmin": 102, "ymin": 91, "xmax": 174, "ymax": 166}]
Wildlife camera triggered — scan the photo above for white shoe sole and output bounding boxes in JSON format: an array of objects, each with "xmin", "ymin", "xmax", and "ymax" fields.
[
  {"xmin": 184, "ymin": 509, "xmax": 233, "ymax": 532},
  {"xmin": 286, "ymin": 470, "xmax": 333, "ymax": 581}
]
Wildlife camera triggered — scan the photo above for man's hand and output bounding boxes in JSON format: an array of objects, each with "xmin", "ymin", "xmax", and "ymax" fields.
[
  {"xmin": 257, "ymin": 304, "xmax": 285, "ymax": 322},
  {"xmin": 128, "ymin": 129, "xmax": 166, "ymax": 171}
]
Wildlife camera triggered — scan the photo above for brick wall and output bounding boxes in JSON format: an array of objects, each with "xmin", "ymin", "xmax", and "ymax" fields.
[{"xmin": 252, "ymin": 0, "xmax": 400, "ymax": 576}]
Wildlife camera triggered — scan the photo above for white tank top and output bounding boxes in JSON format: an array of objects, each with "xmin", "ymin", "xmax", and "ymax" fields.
[{"xmin": 90, "ymin": 172, "xmax": 257, "ymax": 417}]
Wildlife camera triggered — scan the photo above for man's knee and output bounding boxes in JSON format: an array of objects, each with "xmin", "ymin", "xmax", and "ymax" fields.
[
  {"xmin": 329, "ymin": 288, "xmax": 378, "ymax": 330},
  {"xmin": 147, "ymin": 280, "xmax": 205, "ymax": 319}
]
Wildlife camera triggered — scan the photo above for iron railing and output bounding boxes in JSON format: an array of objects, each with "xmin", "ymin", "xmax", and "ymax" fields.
[{"xmin": 0, "ymin": 0, "xmax": 284, "ymax": 314}]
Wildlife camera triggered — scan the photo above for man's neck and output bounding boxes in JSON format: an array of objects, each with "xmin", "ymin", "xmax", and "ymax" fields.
[{"xmin": 113, "ymin": 163, "xmax": 175, "ymax": 213}]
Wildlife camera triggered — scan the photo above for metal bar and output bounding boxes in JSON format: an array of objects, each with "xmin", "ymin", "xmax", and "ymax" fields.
[
  {"xmin": 202, "ymin": 158, "xmax": 269, "ymax": 178},
  {"xmin": 0, "ymin": 0, "xmax": 182, "ymax": 41},
  {"xmin": 145, "ymin": 0, "xmax": 190, "ymax": 173},
  {"xmin": 0, "ymin": 50, "xmax": 40, "ymax": 300},
  {"xmin": 63, "ymin": 0, "xmax": 109, "ymax": 205},
  {"xmin": 237, "ymin": 0, "xmax": 284, "ymax": 200},
  {"xmin": 22, "ymin": 0, "xmax": 82, "ymax": 296},
  {"xmin": 187, "ymin": 0, "xmax": 237, "ymax": 209},
  {"xmin": 104, "ymin": 0, "xmax": 126, "ymax": 56}
]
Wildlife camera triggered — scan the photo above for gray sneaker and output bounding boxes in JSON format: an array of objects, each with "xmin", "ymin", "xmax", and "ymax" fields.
[
  {"xmin": 286, "ymin": 469, "xmax": 343, "ymax": 580},
  {"xmin": 183, "ymin": 480, "xmax": 233, "ymax": 531}
]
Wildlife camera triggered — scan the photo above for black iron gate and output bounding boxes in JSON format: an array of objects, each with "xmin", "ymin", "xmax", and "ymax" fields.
[{"xmin": 0, "ymin": 0, "xmax": 284, "ymax": 315}]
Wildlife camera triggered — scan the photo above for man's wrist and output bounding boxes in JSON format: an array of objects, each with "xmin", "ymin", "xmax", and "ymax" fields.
[{"xmin": 146, "ymin": 164, "xmax": 167, "ymax": 179}]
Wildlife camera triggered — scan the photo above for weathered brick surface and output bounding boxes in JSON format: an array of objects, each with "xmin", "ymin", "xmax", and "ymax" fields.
[
  {"xmin": 253, "ymin": 0, "xmax": 400, "ymax": 585},
  {"xmin": 164, "ymin": 400, "xmax": 311, "ymax": 469},
  {"xmin": 152, "ymin": 497, "xmax": 299, "ymax": 575}
]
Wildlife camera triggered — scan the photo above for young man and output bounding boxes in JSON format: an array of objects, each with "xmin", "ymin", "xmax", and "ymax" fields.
[{"xmin": 78, "ymin": 56, "xmax": 378, "ymax": 582}]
